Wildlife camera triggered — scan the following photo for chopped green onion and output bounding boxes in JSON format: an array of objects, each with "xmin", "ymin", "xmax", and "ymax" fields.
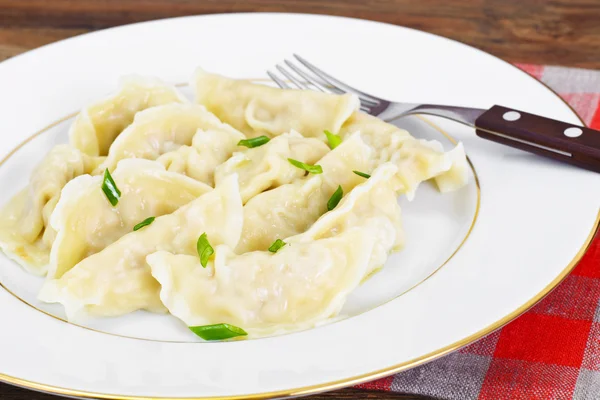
[
  {"xmin": 268, "ymin": 239, "xmax": 286, "ymax": 253},
  {"xmin": 353, "ymin": 170, "xmax": 371, "ymax": 179},
  {"xmin": 196, "ymin": 233, "xmax": 214, "ymax": 268},
  {"xmin": 288, "ymin": 158, "xmax": 323, "ymax": 174},
  {"xmin": 324, "ymin": 130, "xmax": 342, "ymax": 149},
  {"xmin": 327, "ymin": 185, "xmax": 343, "ymax": 211},
  {"xmin": 238, "ymin": 136, "xmax": 270, "ymax": 148},
  {"xmin": 133, "ymin": 216, "xmax": 155, "ymax": 231},
  {"xmin": 101, "ymin": 169, "xmax": 121, "ymax": 206},
  {"xmin": 189, "ymin": 323, "xmax": 248, "ymax": 341}
]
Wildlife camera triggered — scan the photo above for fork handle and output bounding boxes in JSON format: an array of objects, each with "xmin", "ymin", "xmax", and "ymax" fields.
[{"xmin": 475, "ymin": 105, "xmax": 600, "ymax": 173}]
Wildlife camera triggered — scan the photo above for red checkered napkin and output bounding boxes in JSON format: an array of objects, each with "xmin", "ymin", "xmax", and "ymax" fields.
[{"xmin": 355, "ymin": 64, "xmax": 600, "ymax": 400}]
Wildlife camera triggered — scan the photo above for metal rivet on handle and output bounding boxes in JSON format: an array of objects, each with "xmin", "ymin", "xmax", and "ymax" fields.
[
  {"xmin": 503, "ymin": 111, "xmax": 521, "ymax": 121},
  {"xmin": 564, "ymin": 127, "xmax": 583, "ymax": 138}
]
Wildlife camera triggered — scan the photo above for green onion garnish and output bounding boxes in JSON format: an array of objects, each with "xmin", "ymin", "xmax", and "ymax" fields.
[
  {"xmin": 288, "ymin": 158, "xmax": 323, "ymax": 174},
  {"xmin": 133, "ymin": 216, "xmax": 155, "ymax": 231},
  {"xmin": 101, "ymin": 169, "xmax": 121, "ymax": 206},
  {"xmin": 324, "ymin": 130, "xmax": 342, "ymax": 149},
  {"xmin": 353, "ymin": 170, "xmax": 371, "ymax": 179},
  {"xmin": 268, "ymin": 239, "xmax": 286, "ymax": 253},
  {"xmin": 196, "ymin": 233, "xmax": 214, "ymax": 268},
  {"xmin": 238, "ymin": 136, "xmax": 270, "ymax": 148},
  {"xmin": 189, "ymin": 323, "xmax": 248, "ymax": 341},
  {"xmin": 327, "ymin": 185, "xmax": 343, "ymax": 211}
]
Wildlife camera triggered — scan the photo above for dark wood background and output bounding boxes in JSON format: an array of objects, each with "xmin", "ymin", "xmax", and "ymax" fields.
[
  {"xmin": 1, "ymin": 0, "xmax": 599, "ymax": 399},
  {"xmin": 1, "ymin": 0, "xmax": 600, "ymax": 68}
]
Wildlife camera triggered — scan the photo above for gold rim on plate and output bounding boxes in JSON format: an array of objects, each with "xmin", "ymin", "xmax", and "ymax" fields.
[{"xmin": 0, "ymin": 15, "xmax": 598, "ymax": 399}]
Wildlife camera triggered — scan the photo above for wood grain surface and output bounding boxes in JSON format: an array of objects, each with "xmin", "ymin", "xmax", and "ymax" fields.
[
  {"xmin": 1, "ymin": 0, "xmax": 598, "ymax": 399},
  {"xmin": 0, "ymin": 0, "xmax": 600, "ymax": 67}
]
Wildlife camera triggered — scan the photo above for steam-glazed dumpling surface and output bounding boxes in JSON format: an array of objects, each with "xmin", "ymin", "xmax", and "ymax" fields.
[{"xmin": 0, "ymin": 68, "xmax": 469, "ymax": 340}]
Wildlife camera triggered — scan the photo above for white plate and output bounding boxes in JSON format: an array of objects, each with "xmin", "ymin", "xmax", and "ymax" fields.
[{"xmin": 0, "ymin": 12, "xmax": 598, "ymax": 399}]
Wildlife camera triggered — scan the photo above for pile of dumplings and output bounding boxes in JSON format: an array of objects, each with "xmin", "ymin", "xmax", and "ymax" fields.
[{"xmin": 0, "ymin": 68, "xmax": 469, "ymax": 339}]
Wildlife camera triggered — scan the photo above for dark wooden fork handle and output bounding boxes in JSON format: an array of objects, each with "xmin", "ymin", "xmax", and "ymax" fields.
[{"xmin": 475, "ymin": 105, "xmax": 600, "ymax": 172}]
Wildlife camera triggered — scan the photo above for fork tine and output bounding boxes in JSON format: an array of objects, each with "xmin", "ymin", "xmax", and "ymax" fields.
[
  {"xmin": 267, "ymin": 71, "xmax": 290, "ymax": 89},
  {"xmin": 284, "ymin": 57, "xmax": 378, "ymax": 107},
  {"xmin": 270, "ymin": 61, "xmax": 375, "ymax": 114},
  {"xmin": 283, "ymin": 60, "xmax": 327, "ymax": 92},
  {"xmin": 276, "ymin": 65, "xmax": 308, "ymax": 89},
  {"xmin": 269, "ymin": 67, "xmax": 370, "ymax": 113},
  {"xmin": 293, "ymin": 54, "xmax": 381, "ymax": 105}
]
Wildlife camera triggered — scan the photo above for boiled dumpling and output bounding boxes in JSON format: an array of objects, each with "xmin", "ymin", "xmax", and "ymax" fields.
[
  {"xmin": 147, "ymin": 163, "xmax": 402, "ymax": 337},
  {"xmin": 47, "ymin": 159, "xmax": 212, "ymax": 279},
  {"xmin": 432, "ymin": 143, "xmax": 469, "ymax": 193},
  {"xmin": 191, "ymin": 68, "xmax": 359, "ymax": 139},
  {"xmin": 286, "ymin": 163, "xmax": 404, "ymax": 256},
  {"xmin": 214, "ymin": 131, "xmax": 329, "ymax": 203},
  {"xmin": 236, "ymin": 132, "xmax": 371, "ymax": 253},
  {"xmin": 96, "ymin": 103, "xmax": 244, "ymax": 174},
  {"xmin": 341, "ymin": 112, "xmax": 412, "ymax": 165},
  {"xmin": 39, "ymin": 174, "xmax": 243, "ymax": 319},
  {"xmin": 2, "ymin": 65, "xmax": 474, "ymax": 342},
  {"xmin": 190, "ymin": 69, "xmax": 467, "ymax": 196},
  {"xmin": 0, "ymin": 145, "xmax": 103, "ymax": 275},
  {"xmin": 156, "ymin": 122, "xmax": 245, "ymax": 186},
  {"xmin": 340, "ymin": 112, "xmax": 468, "ymax": 198},
  {"xmin": 69, "ymin": 76, "xmax": 187, "ymax": 156}
]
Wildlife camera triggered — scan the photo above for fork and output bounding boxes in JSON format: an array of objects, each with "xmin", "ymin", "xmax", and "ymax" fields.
[{"xmin": 268, "ymin": 54, "xmax": 600, "ymax": 173}]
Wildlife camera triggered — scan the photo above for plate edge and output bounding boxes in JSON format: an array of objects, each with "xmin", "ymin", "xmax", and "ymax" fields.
[{"xmin": 0, "ymin": 12, "xmax": 594, "ymax": 399}]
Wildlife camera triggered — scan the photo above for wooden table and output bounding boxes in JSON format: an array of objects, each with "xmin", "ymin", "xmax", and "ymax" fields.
[{"xmin": 1, "ymin": 1, "xmax": 599, "ymax": 399}]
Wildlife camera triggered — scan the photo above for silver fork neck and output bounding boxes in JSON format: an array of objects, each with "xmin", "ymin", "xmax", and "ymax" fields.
[{"xmin": 378, "ymin": 103, "xmax": 486, "ymax": 127}]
